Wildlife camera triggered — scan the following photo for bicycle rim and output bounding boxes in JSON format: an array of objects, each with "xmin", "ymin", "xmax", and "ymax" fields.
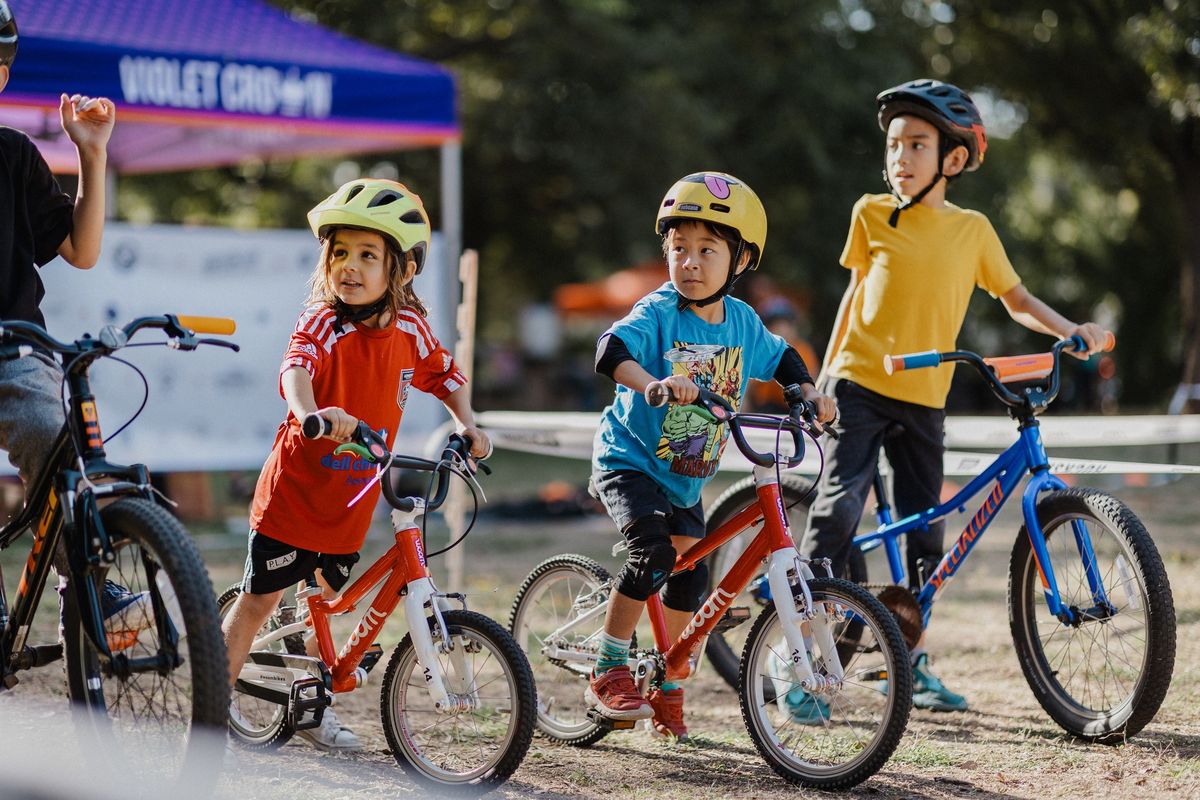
[
  {"xmin": 740, "ymin": 578, "xmax": 910, "ymax": 789},
  {"xmin": 383, "ymin": 610, "xmax": 532, "ymax": 788},
  {"xmin": 509, "ymin": 556, "xmax": 610, "ymax": 744},
  {"xmin": 64, "ymin": 498, "xmax": 227, "ymax": 787}
]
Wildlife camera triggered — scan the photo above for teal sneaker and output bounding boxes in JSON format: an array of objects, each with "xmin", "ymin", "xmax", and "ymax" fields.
[
  {"xmin": 782, "ymin": 686, "xmax": 830, "ymax": 725},
  {"xmin": 911, "ymin": 653, "xmax": 968, "ymax": 712}
]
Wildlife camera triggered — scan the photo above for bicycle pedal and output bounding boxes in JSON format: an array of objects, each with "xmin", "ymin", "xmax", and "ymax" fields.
[
  {"xmin": 586, "ymin": 708, "xmax": 637, "ymax": 731},
  {"xmin": 289, "ymin": 676, "xmax": 331, "ymax": 731},
  {"xmin": 360, "ymin": 643, "xmax": 385, "ymax": 674},
  {"xmin": 712, "ymin": 606, "xmax": 751, "ymax": 634}
]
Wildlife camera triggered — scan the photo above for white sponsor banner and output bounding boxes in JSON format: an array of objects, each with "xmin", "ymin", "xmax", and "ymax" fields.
[
  {"xmin": 12, "ymin": 222, "xmax": 452, "ymax": 474},
  {"xmin": 475, "ymin": 410, "xmax": 1200, "ymax": 476}
]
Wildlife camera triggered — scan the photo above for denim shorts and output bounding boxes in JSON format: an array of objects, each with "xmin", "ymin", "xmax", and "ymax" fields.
[{"xmin": 589, "ymin": 468, "xmax": 705, "ymax": 539}]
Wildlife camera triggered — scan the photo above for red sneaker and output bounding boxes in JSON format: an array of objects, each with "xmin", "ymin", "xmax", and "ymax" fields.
[
  {"xmin": 647, "ymin": 686, "xmax": 688, "ymax": 741},
  {"xmin": 585, "ymin": 667, "xmax": 653, "ymax": 720}
]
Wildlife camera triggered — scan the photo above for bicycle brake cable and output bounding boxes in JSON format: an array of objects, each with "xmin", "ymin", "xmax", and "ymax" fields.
[{"xmin": 426, "ymin": 464, "xmax": 481, "ymax": 559}]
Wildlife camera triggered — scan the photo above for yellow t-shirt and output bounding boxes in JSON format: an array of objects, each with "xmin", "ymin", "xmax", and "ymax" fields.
[{"xmin": 826, "ymin": 193, "xmax": 1022, "ymax": 409}]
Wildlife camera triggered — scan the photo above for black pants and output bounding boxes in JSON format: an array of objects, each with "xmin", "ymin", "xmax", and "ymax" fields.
[{"xmin": 800, "ymin": 378, "xmax": 946, "ymax": 588}]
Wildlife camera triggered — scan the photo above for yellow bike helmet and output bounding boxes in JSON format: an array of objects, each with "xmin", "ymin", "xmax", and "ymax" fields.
[
  {"xmin": 655, "ymin": 172, "xmax": 767, "ymax": 309},
  {"xmin": 307, "ymin": 178, "xmax": 431, "ymax": 273}
]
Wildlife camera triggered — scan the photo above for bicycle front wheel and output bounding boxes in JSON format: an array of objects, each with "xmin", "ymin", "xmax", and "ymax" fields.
[
  {"xmin": 381, "ymin": 609, "xmax": 536, "ymax": 794},
  {"xmin": 1008, "ymin": 488, "xmax": 1175, "ymax": 743},
  {"xmin": 508, "ymin": 554, "xmax": 612, "ymax": 746},
  {"xmin": 739, "ymin": 577, "xmax": 911, "ymax": 789},
  {"xmin": 62, "ymin": 498, "xmax": 229, "ymax": 787}
]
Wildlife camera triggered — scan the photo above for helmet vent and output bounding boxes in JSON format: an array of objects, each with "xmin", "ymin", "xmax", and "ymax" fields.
[
  {"xmin": 346, "ymin": 184, "xmax": 365, "ymax": 202},
  {"xmin": 709, "ymin": 203, "xmax": 730, "ymax": 213},
  {"xmin": 663, "ymin": 199, "xmax": 676, "ymax": 207},
  {"xmin": 400, "ymin": 210, "xmax": 424, "ymax": 224},
  {"xmin": 367, "ymin": 191, "xmax": 400, "ymax": 208}
]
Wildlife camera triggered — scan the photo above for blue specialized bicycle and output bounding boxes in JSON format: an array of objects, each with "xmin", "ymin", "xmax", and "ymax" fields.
[{"xmin": 704, "ymin": 335, "xmax": 1176, "ymax": 743}]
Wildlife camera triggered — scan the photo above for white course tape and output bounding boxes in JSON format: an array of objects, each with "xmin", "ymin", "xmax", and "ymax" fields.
[{"xmin": 476, "ymin": 410, "xmax": 1200, "ymax": 476}]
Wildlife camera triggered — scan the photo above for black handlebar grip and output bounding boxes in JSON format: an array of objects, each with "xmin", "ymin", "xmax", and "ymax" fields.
[
  {"xmin": 645, "ymin": 382, "xmax": 673, "ymax": 408},
  {"xmin": 302, "ymin": 413, "xmax": 332, "ymax": 440}
]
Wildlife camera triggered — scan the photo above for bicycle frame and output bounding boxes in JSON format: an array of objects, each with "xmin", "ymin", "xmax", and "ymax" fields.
[
  {"xmin": 532, "ymin": 468, "xmax": 843, "ymax": 690},
  {"xmin": 0, "ymin": 367, "xmax": 166, "ymax": 683},
  {"xmin": 239, "ymin": 501, "xmax": 470, "ymax": 711},
  {"xmin": 853, "ymin": 420, "xmax": 1109, "ymax": 628}
]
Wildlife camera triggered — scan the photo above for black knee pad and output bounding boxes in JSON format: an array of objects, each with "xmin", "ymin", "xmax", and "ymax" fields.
[
  {"xmin": 615, "ymin": 515, "xmax": 676, "ymax": 601},
  {"xmin": 662, "ymin": 559, "xmax": 708, "ymax": 612}
]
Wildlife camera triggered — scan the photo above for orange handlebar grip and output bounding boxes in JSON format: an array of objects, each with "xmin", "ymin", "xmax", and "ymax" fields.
[
  {"xmin": 177, "ymin": 315, "xmax": 237, "ymax": 335},
  {"xmin": 1102, "ymin": 331, "xmax": 1116, "ymax": 352}
]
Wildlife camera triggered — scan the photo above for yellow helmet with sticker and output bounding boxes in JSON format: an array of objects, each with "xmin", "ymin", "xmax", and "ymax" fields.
[{"xmin": 655, "ymin": 172, "xmax": 767, "ymax": 270}]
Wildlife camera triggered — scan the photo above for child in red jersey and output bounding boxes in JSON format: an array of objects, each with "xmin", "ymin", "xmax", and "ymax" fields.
[{"xmin": 222, "ymin": 178, "xmax": 490, "ymax": 751}]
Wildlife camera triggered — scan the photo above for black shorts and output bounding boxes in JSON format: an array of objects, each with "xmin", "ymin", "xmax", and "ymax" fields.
[
  {"xmin": 589, "ymin": 468, "xmax": 705, "ymax": 539},
  {"xmin": 240, "ymin": 530, "xmax": 360, "ymax": 595}
]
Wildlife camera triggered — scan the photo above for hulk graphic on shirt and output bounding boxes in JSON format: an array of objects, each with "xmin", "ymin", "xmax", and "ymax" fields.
[{"xmin": 655, "ymin": 343, "xmax": 743, "ymax": 479}]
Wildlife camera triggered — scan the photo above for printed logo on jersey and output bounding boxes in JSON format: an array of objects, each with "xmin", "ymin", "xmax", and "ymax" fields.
[
  {"xmin": 397, "ymin": 367, "xmax": 415, "ymax": 409},
  {"xmin": 296, "ymin": 342, "xmax": 318, "ymax": 359},
  {"xmin": 655, "ymin": 342, "xmax": 742, "ymax": 478}
]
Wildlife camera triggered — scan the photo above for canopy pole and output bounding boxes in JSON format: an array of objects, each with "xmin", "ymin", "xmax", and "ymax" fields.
[
  {"xmin": 445, "ymin": 249, "xmax": 478, "ymax": 592},
  {"xmin": 440, "ymin": 141, "xmax": 462, "ymax": 337},
  {"xmin": 439, "ymin": 141, "xmax": 468, "ymax": 590}
]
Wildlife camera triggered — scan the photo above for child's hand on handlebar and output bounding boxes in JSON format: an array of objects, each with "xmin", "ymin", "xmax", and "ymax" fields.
[
  {"xmin": 459, "ymin": 425, "xmax": 492, "ymax": 460},
  {"xmin": 646, "ymin": 375, "xmax": 700, "ymax": 406},
  {"xmin": 801, "ymin": 384, "xmax": 838, "ymax": 425},
  {"xmin": 1064, "ymin": 322, "xmax": 1108, "ymax": 359},
  {"xmin": 314, "ymin": 406, "xmax": 357, "ymax": 441}
]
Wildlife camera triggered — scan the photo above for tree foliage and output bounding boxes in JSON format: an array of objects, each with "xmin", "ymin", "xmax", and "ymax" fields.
[{"xmin": 117, "ymin": 0, "xmax": 1200, "ymax": 407}]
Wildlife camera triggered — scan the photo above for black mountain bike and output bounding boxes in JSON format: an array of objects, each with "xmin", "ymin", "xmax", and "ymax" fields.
[{"xmin": 0, "ymin": 315, "xmax": 237, "ymax": 786}]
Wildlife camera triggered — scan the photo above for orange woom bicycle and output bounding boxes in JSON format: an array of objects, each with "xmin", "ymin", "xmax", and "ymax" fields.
[
  {"xmin": 219, "ymin": 423, "xmax": 536, "ymax": 795},
  {"xmin": 509, "ymin": 385, "xmax": 912, "ymax": 790}
]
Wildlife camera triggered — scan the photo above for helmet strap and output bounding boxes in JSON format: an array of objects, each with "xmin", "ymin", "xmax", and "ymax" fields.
[
  {"xmin": 676, "ymin": 240, "xmax": 747, "ymax": 312},
  {"xmin": 332, "ymin": 295, "xmax": 388, "ymax": 333}
]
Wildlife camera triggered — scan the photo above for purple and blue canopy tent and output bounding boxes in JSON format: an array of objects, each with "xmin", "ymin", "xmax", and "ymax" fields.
[{"xmin": 0, "ymin": 0, "xmax": 463, "ymax": 276}]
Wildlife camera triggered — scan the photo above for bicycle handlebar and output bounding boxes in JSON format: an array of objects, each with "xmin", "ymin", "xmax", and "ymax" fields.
[
  {"xmin": 301, "ymin": 413, "xmax": 485, "ymax": 513},
  {"xmin": 883, "ymin": 332, "xmax": 1116, "ymax": 412},
  {"xmin": 0, "ymin": 314, "xmax": 240, "ymax": 359},
  {"xmin": 643, "ymin": 382, "xmax": 834, "ymax": 468}
]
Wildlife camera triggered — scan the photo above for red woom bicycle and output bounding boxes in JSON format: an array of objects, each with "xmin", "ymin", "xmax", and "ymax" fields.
[
  {"xmin": 219, "ymin": 423, "xmax": 536, "ymax": 795},
  {"xmin": 509, "ymin": 385, "xmax": 912, "ymax": 789}
]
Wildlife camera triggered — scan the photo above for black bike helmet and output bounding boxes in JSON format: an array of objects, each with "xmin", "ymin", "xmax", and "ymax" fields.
[
  {"xmin": 876, "ymin": 79, "xmax": 988, "ymax": 226},
  {"xmin": 0, "ymin": 1, "xmax": 17, "ymax": 68}
]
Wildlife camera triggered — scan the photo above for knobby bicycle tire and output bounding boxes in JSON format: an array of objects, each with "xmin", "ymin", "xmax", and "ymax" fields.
[
  {"xmin": 62, "ymin": 497, "xmax": 228, "ymax": 789},
  {"xmin": 1008, "ymin": 488, "xmax": 1175, "ymax": 743}
]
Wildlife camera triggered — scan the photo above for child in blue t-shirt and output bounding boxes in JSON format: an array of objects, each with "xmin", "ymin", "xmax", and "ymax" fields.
[{"xmin": 588, "ymin": 172, "xmax": 837, "ymax": 739}]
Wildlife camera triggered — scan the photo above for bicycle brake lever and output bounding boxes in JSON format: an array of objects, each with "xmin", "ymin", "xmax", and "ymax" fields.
[{"xmin": 197, "ymin": 337, "xmax": 241, "ymax": 353}]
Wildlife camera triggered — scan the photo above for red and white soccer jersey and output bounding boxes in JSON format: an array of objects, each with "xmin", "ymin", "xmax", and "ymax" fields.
[{"xmin": 249, "ymin": 305, "xmax": 467, "ymax": 554}]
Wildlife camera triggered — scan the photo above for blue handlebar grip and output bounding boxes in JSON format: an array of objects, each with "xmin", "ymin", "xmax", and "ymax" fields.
[{"xmin": 884, "ymin": 350, "xmax": 941, "ymax": 375}]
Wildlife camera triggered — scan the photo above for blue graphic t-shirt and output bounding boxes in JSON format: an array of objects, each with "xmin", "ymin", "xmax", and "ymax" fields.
[{"xmin": 593, "ymin": 283, "xmax": 789, "ymax": 507}]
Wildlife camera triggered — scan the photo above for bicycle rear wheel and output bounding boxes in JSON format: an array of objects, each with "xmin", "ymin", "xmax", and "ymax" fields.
[
  {"xmin": 705, "ymin": 475, "xmax": 815, "ymax": 688},
  {"xmin": 62, "ymin": 498, "xmax": 228, "ymax": 788},
  {"xmin": 739, "ymin": 577, "xmax": 911, "ymax": 789},
  {"xmin": 381, "ymin": 609, "xmax": 536, "ymax": 794},
  {"xmin": 1008, "ymin": 489, "xmax": 1175, "ymax": 743},
  {"xmin": 508, "ymin": 554, "xmax": 613, "ymax": 746},
  {"xmin": 216, "ymin": 584, "xmax": 305, "ymax": 748}
]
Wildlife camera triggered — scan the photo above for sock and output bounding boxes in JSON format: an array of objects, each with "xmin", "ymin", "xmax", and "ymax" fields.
[
  {"xmin": 660, "ymin": 680, "xmax": 682, "ymax": 692},
  {"xmin": 595, "ymin": 632, "xmax": 631, "ymax": 674}
]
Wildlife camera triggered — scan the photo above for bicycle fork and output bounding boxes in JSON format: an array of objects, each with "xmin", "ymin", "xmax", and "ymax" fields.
[{"xmin": 766, "ymin": 549, "xmax": 845, "ymax": 694}]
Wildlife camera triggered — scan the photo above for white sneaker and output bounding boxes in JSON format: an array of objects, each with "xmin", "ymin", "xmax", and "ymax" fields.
[{"xmin": 296, "ymin": 707, "xmax": 362, "ymax": 752}]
